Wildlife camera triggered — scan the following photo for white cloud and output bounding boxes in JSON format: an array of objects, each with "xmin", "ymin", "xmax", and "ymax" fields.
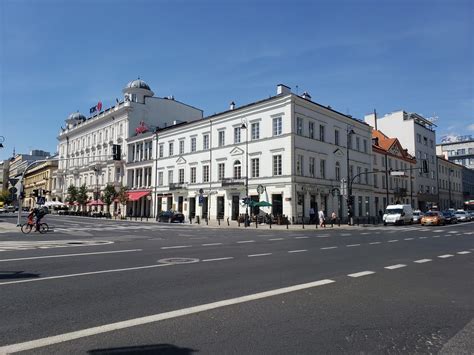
[{"xmin": 468, "ymin": 123, "xmax": 474, "ymax": 132}]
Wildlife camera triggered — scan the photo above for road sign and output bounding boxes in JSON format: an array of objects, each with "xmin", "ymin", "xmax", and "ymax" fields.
[
  {"xmin": 390, "ymin": 171, "xmax": 406, "ymax": 176},
  {"xmin": 37, "ymin": 197, "xmax": 46, "ymax": 205},
  {"xmin": 257, "ymin": 184, "xmax": 265, "ymax": 194},
  {"xmin": 9, "ymin": 178, "xmax": 19, "ymax": 187},
  {"xmin": 198, "ymin": 195, "xmax": 204, "ymax": 205}
]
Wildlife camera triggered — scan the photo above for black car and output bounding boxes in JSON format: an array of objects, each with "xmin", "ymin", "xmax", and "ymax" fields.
[
  {"xmin": 441, "ymin": 211, "xmax": 458, "ymax": 224},
  {"xmin": 158, "ymin": 210, "xmax": 185, "ymax": 223}
]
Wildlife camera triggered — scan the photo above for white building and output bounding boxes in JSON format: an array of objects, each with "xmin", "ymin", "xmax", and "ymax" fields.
[
  {"xmin": 365, "ymin": 111, "xmax": 437, "ymax": 211},
  {"xmin": 138, "ymin": 84, "xmax": 373, "ymax": 222},
  {"xmin": 53, "ymin": 79, "xmax": 203, "ymax": 211},
  {"xmin": 436, "ymin": 156, "xmax": 464, "ymax": 210},
  {"xmin": 436, "ymin": 135, "xmax": 474, "ymax": 170}
]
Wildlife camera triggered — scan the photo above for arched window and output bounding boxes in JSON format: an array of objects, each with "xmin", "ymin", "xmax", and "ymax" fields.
[
  {"xmin": 234, "ymin": 160, "xmax": 242, "ymax": 179},
  {"xmin": 335, "ymin": 162, "xmax": 340, "ymax": 181}
]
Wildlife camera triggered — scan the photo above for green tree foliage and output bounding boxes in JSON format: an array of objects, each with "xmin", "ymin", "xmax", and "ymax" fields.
[
  {"xmin": 102, "ymin": 184, "xmax": 117, "ymax": 212},
  {"xmin": 66, "ymin": 185, "xmax": 77, "ymax": 203},
  {"xmin": 117, "ymin": 184, "xmax": 129, "ymax": 209},
  {"xmin": 0, "ymin": 190, "xmax": 13, "ymax": 204},
  {"xmin": 76, "ymin": 184, "xmax": 89, "ymax": 211}
]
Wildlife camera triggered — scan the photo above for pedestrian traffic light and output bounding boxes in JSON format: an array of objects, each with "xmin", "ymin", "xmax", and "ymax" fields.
[{"xmin": 112, "ymin": 144, "xmax": 121, "ymax": 160}]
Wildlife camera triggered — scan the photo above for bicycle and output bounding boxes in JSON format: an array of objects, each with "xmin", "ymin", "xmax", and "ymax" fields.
[{"xmin": 21, "ymin": 220, "xmax": 49, "ymax": 234}]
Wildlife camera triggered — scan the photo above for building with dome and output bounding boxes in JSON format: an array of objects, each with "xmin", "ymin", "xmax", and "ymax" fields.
[{"xmin": 52, "ymin": 79, "xmax": 203, "ymax": 213}]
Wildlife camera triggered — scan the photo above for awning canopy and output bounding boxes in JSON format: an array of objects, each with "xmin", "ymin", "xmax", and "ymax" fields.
[
  {"xmin": 87, "ymin": 200, "xmax": 104, "ymax": 206},
  {"xmin": 127, "ymin": 190, "xmax": 151, "ymax": 201}
]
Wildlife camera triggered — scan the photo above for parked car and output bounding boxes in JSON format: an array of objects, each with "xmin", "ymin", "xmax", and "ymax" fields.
[
  {"xmin": 383, "ymin": 204, "xmax": 413, "ymax": 225},
  {"xmin": 158, "ymin": 210, "xmax": 185, "ymax": 223},
  {"xmin": 412, "ymin": 210, "xmax": 423, "ymax": 224},
  {"xmin": 441, "ymin": 211, "xmax": 458, "ymax": 224},
  {"xmin": 421, "ymin": 211, "xmax": 445, "ymax": 226},
  {"xmin": 4, "ymin": 205, "xmax": 15, "ymax": 213},
  {"xmin": 454, "ymin": 210, "xmax": 470, "ymax": 222}
]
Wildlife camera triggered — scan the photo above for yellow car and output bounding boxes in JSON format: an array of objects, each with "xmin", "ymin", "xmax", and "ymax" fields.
[{"xmin": 420, "ymin": 211, "xmax": 445, "ymax": 226}]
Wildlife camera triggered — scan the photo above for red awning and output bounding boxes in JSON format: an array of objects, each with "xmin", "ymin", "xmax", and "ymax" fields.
[
  {"xmin": 127, "ymin": 191, "xmax": 151, "ymax": 201},
  {"xmin": 87, "ymin": 200, "xmax": 105, "ymax": 206}
]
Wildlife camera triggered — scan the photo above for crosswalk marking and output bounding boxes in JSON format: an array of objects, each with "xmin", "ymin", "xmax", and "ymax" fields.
[{"xmin": 0, "ymin": 240, "xmax": 113, "ymax": 252}]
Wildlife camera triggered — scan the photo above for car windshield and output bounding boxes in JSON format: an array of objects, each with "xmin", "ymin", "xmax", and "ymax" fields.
[
  {"xmin": 456, "ymin": 212, "xmax": 466, "ymax": 215},
  {"xmin": 386, "ymin": 209, "xmax": 403, "ymax": 214},
  {"xmin": 425, "ymin": 212, "xmax": 438, "ymax": 216}
]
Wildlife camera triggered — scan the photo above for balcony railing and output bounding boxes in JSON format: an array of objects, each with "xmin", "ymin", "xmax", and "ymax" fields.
[{"xmin": 169, "ymin": 183, "xmax": 187, "ymax": 190}]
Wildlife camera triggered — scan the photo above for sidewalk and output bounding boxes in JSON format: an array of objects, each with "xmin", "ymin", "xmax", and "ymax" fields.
[{"xmin": 0, "ymin": 222, "xmax": 20, "ymax": 234}]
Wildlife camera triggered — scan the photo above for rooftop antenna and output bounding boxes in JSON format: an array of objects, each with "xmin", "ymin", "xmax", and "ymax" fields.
[{"xmin": 374, "ymin": 108, "xmax": 378, "ymax": 131}]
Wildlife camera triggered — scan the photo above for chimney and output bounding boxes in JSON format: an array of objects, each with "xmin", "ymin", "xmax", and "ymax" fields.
[
  {"xmin": 229, "ymin": 101, "xmax": 235, "ymax": 110},
  {"xmin": 301, "ymin": 91, "xmax": 311, "ymax": 100},
  {"xmin": 277, "ymin": 84, "xmax": 291, "ymax": 95}
]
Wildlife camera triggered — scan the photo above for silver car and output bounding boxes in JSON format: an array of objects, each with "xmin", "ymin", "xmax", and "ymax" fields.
[
  {"xmin": 412, "ymin": 210, "xmax": 423, "ymax": 224},
  {"xmin": 454, "ymin": 210, "xmax": 470, "ymax": 222}
]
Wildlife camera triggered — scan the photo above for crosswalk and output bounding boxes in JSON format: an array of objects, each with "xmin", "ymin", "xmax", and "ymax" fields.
[
  {"xmin": 53, "ymin": 223, "xmax": 190, "ymax": 233},
  {"xmin": 0, "ymin": 240, "xmax": 113, "ymax": 252}
]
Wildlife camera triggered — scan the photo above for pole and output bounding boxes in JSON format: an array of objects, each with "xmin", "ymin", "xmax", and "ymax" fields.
[
  {"xmin": 245, "ymin": 123, "xmax": 249, "ymax": 227},
  {"xmin": 346, "ymin": 127, "xmax": 353, "ymax": 225},
  {"xmin": 385, "ymin": 153, "xmax": 389, "ymax": 207},
  {"xmin": 154, "ymin": 129, "xmax": 159, "ymax": 219},
  {"xmin": 410, "ymin": 165, "xmax": 413, "ymax": 208},
  {"xmin": 448, "ymin": 169, "xmax": 452, "ymax": 209},
  {"xmin": 208, "ymin": 119, "xmax": 212, "ymax": 221}
]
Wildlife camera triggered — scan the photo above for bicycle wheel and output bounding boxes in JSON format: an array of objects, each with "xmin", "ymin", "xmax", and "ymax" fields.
[
  {"xmin": 21, "ymin": 223, "xmax": 33, "ymax": 234},
  {"xmin": 38, "ymin": 223, "xmax": 49, "ymax": 234}
]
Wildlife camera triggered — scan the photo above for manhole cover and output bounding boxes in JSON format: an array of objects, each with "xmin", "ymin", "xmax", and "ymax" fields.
[{"xmin": 158, "ymin": 257, "xmax": 200, "ymax": 265}]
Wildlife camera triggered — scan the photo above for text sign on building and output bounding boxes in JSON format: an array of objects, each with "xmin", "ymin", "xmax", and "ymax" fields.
[{"xmin": 89, "ymin": 101, "xmax": 103, "ymax": 114}]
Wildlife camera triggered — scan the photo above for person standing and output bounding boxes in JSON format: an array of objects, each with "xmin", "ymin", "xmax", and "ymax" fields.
[
  {"xmin": 318, "ymin": 209, "xmax": 326, "ymax": 228},
  {"xmin": 309, "ymin": 207, "xmax": 315, "ymax": 224},
  {"xmin": 331, "ymin": 211, "xmax": 337, "ymax": 226}
]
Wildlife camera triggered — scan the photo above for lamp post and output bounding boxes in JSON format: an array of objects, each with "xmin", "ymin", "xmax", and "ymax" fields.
[
  {"xmin": 241, "ymin": 121, "xmax": 249, "ymax": 227},
  {"xmin": 448, "ymin": 168, "xmax": 453, "ymax": 209},
  {"xmin": 346, "ymin": 127, "xmax": 355, "ymax": 225}
]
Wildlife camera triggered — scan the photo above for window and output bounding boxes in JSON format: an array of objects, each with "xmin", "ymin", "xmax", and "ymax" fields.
[
  {"xmin": 308, "ymin": 122, "xmax": 314, "ymax": 139},
  {"xmin": 335, "ymin": 162, "xmax": 340, "ymax": 181},
  {"xmin": 168, "ymin": 170, "xmax": 173, "ymax": 185},
  {"xmin": 423, "ymin": 136, "xmax": 428, "ymax": 146},
  {"xmin": 159, "ymin": 144, "xmax": 164, "ymax": 158},
  {"xmin": 430, "ymin": 139, "xmax": 434, "ymax": 148},
  {"xmin": 233, "ymin": 160, "xmax": 241, "ymax": 179},
  {"xmin": 296, "ymin": 118, "xmax": 303, "ymax": 135},
  {"xmin": 382, "ymin": 175, "xmax": 386, "ymax": 189},
  {"xmin": 190, "ymin": 167, "xmax": 196, "ymax": 183},
  {"xmin": 218, "ymin": 131, "xmax": 225, "ymax": 147},
  {"xmin": 203, "ymin": 165, "xmax": 210, "ymax": 182},
  {"xmin": 335, "ymin": 130, "xmax": 340, "ymax": 146},
  {"xmin": 296, "ymin": 155, "xmax": 303, "ymax": 176},
  {"xmin": 319, "ymin": 125, "xmax": 325, "ymax": 142},
  {"xmin": 273, "ymin": 155, "xmax": 282, "ymax": 176},
  {"xmin": 309, "ymin": 157, "xmax": 315, "ymax": 177},
  {"xmin": 191, "ymin": 137, "xmax": 196, "ymax": 152},
  {"xmin": 357, "ymin": 167, "xmax": 361, "ymax": 183},
  {"xmin": 363, "ymin": 139, "xmax": 367, "ymax": 153},
  {"xmin": 179, "ymin": 140, "xmax": 184, "ymax": 155},
  {"xmin": 364, "ymin": 168, "xmax": 369, "ymax": 184},
  {"xmin": 320, "ymin": 159, "xmax": 326, "ymax": 179},
  {"xmin": 358, "ymin": 196, "xmax": 363, "ymax": 217},
  {"xmin": 251, "ymin": 122, "xmax": 260, "ymax": 140},
  {"xmin": 347, "ymin": 134, "xmax": 352, "ymax": 149},
  {"xmin": 373, "ymin": 155, "xmax": 377, "ymax": 165},
  {"xmin": 234, "ymin": 127, "xmax": 241, "ymax": 143},
  {"xmin": 417, "ymin": 134, "xmax": 421, "ymax": 143},
  {"xmin": 251, "ymin": 158, "xmax": 260, "ymax": 178},
  {"xmin": 203, "ymin": 134, "xmax": 209, "ymax": 150},
  {"xmin": 169, "ymin": 142, "xmax": 174, "ymax": 156},
  {"xmin": 218, "ymin": 163, "xmax": 225, "ymax": 180},
  {"xmin": 374, "ymin": 174, "xmax": 378, "ymax": 187},
  {"xmin": 273, "ymin": 117, "xmax": 282, "ymax": 136},
  {"xmin": 179, "ymin": 168, "xmax": 184, "ymax": 184},
  {"xmin": 356, "ymin": 137, "xmax": 360, "ymax": 151}
]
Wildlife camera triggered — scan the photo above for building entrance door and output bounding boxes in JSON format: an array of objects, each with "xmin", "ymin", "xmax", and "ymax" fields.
[
  {"xmin": 178, "ymin": 196, "xmax": 184, "ymax": 212},
  {"xmin": 167, "ymin": 196, "xmax": 173, "ymax": 211},
  {"xmin": 217, "ymin": 196, "xmax": 225, "ymax": 219},
  {"xmin": 232, "ymin": 195, "xmax": 240, "ymax": 220},
  {"xmin": 189, "ymin": 197, "xmax": 196, "ymax": 219},
  {"xmin": 201, "ymin": 197, "xmax": 208, "ymax": 219},
  {"xmin": 272, "ymin": 194, "xmax": 283, "ymax": 217}
]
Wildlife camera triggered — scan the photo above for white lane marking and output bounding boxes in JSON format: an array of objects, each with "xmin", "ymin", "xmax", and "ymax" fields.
[
  {"xmin": 438, "ymin": 254, "xmax": 454, "ymax": 258},
  {"xmin": 202, "ymin": 257, "xmax": 234, "ymax": 262},
  {"xmin": 0, "ymin": 279, "xmax": 335, "ymax": 354},
  {"xmin": 419, "ymin": 237, "xmax": 428, "ymax": 239},
  {"xmin": 248, "ymin": 253, "xmax": 272, "ymax": 257},
  {"xmin": 288, "ymin": 250, "xmax": 307, "ymax": 253},
  {"xmin": 0, "ymin": 249, "xmax": 142, "ymax": 263},
  {"xmin": 404, "ymin": 238, "xmax": 414, "ymax": 241},
  {"xmin": 456, "ymin": 251, "xmax": 471, "ymax": 255},
  {"xmin": 414, "ymin": 259, "xmax": 432, "ymax": 263},
  {"xmin": 237, "ymin": 240, "xmax": 255, "ymax": 244},
  {"xmin": 388, "ymin": 240, "xmax": 399, "ymax": 243},
  {"xmin": 268, "ymin": 238, "xmax": 284, "ymax": 241},
  {"xmin": 361, "ymin": 232, "xmax": 370, "ymax": 235},
  {"xmin": 178, "ymin": 234, "xmax": 193, "ymax": 237},
  {"xmin": 348, "ymin": 271, "xmax": 375, "ymax": 278},
  {"xmin": 433, "ymin": 235, "xmax": 441, "ymax": 238},
  {"xmin": 321, "ymin": 246, "xmax": 338, "ymax": 250},
  {"xmin": 433, "ymin": 230, "xmax": 443, "ymax": 233},
  {"xmin": 160, "ymin": 245, "xmax": 192, "ymax": 249},
  {"xmin": 448, "ymin": 231, "xmax": 457, "ymax": 234},
  {"xmin": 369, "ymin": 242, "xmax": 381, "ymax": 245},
  {"xmin": 0, "ymin": 263, "xmax": 172, "ymax": 286},
  {"xmin": 384, "ymin": 264, "xmax": 406, "ymax": 270},
  {"xmin": 201, "ymin": 243, "xmax": 223, "ymax": 246},
  {"xmin": 294, "ymin": 236, "xmax": 309, "ymax": 239},
  {"xmin": 340, "ymin": 233, "xmax": 351, "ymax": 236},
  {"xmin": 346, "ymin": 244, "xmax": 360, "ymax": 247}
]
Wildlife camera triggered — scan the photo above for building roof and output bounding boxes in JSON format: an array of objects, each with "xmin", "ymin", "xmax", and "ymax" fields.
[
  {"xmin": 372, "ymin": 129, "xmax": 416, "ymax": 163},
  {"xmin": 125, "ymin": 79, "xmax": 151, "ymax": 91}
]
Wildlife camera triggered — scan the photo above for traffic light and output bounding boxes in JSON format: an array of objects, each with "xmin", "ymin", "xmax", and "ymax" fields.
[
  {"xmin": 112, "ymin": 144, "xmax": 121, "ymax": 161},
  {"xmin": 422, "ymin": 159, "xmax": 429, "ymax": 174},
  {"xmin": 347, "ymin": 195, "xmax": 354, "ymax": 206},
  {"xmin": 33, "ymin": 189, "xmax": 39, "ymax": 197}
]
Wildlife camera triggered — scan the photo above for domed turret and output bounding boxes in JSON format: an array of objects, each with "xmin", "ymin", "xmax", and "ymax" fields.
[
  {"xmin": 125, "ymin": 79, "xmax": 151, "ymax": 91},
  {"xmin": 65, "ymin": 111, "xmax": 86, "ymax": 129},
  {"xmin": 122, "ymin": 78, "xmax": 154, "ymax": 103}
]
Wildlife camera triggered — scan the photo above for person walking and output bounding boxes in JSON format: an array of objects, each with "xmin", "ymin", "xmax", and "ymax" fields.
[
  {"xmin": 309, "ymin": 207, "xmax": 315, "ymax": 224},
  {"xmin": 331, "ymin": 211, "xmax": 337, "ymax": 226},
  {"xmin": 318, "ymin": 209, "xmax": 326, "ymax": 228}
]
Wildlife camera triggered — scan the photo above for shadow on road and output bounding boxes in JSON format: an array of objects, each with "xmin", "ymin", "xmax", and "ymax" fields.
[
  {"xmin": 88, "ymin": 343, "xmax": 198, "ymax": 354},
  {"xmin": 0, "ymin": 271, "xmax": 40, "ymax": 280}
]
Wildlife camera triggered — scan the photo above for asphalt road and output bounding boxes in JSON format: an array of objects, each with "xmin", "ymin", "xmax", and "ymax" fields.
[{"xmin": 0, "ymin": 214, "xmax": 473, "ymax": 354}]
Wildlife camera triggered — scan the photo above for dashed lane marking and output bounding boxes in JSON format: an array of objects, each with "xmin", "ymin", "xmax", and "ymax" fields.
[
  {"xmin": 361, "ymin": 232, "xmax": 370, "ymax": 235},
  {"xmin": 202, "ymin": 243, "xmax": 223, "ymax": 246},
  {"xmin": 288, "ymin": 250, "xmax": 307, "ymax": 253},
  {"xmin": 388, "ymin": 240, "xmax": 399, "ymax": 243},
  {"xmin": 294, "ymin": 236, "xmax": 309, "ymax": 239},
  {"xmin": 404, "ymin": 238, "xmax": 414, "ymax": 241},
  {"xmin": 414, "ymin": 259, "xmax": 432, "ymax": 263},
  {"xmin": 202, "ymin": 257, "xmax": 234, "ymax": 262},
  {"xmin": 433, "ymin": 235, "xmax": 441, "ymax": 238},
  {"xmin": 348, "ymin": 271, "xmax": 375, "ymax": 278},
  {"xmin": 384, "ymin": 264, "xmax": 407, "ymax": 270},
  {"xmin": 268, "ymin": 238, "xmax": 284, "ymax": 241},
  {"xmin": 0, "ymin": 249, "xmax": 142, "ymax": 263},
  {"xmin": 419, "ymin": 237, "xmax": 428, "ymax": 239},
  {"xmin": 438, "ymin": 254, "xmax": 454, "ymax": 258},
  {"xmin": 346, "ymin": 244, "xmax": 360, "ymax": 247},
  {"xmin": 321, "ymin": 246, "xmax": 338, "ymax": 250},
  {"xmin": 369, "ymin": 242, "xmax": 381, "ymax": 245},
  {"xmin": 160, "ymin": 245, "xmax": 192, "ymax": 249},
  {"xmin": 457, "ymin": 251, "xmax": 471, "ymax": 255},
  {"xmin": 248, "ymin": 253, "xmax": 272, "ymax": 257},
  {"xmin": 448, "ymin": 231, "xmax": 458, "ymax": 234},
  {"xmin": 237, "ymin": 240, "xmax": 256, "ymax": 244}
]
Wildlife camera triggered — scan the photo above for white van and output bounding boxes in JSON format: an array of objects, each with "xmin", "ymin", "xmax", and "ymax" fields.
[{"xmin": 383, "ymin": 204, "xmax": 413, "ymax": 225}]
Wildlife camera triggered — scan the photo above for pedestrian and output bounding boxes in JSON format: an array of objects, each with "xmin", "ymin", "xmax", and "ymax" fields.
[
  {"xmin": 309, "ymin": 207, "xmax": 315, "ymax": 224},
  {"xmin": 378, "ymin": 209, "xmax": 383, "ymax": 222},
  {"xmin": 331, "ymin": 211, "xmax": 337, "ymax": 226},
  {"xmin": 318, "ymin": 209, "xmax": 326, "ymax": 228}
]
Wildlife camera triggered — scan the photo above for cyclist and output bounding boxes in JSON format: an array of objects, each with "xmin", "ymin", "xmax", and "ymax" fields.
[{"xmin": 34, "ymin": 207, "xmax": 46, "ymax": 231}]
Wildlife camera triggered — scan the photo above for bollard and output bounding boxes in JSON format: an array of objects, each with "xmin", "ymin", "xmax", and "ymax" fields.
[
  {"xmin": 238, "ymin": 219, "xmax": 240, "ymax": 227},
  {"xmin": 141, "ymin": 216, "xmax": 143, "ymax": 222},
  {"xmin": 190, "ymin": 217, "xmax": 193, "ymax": 224},
  {"xmin": 269, "ymin": 219, "xmax": 272, "ymax": 229},
  {"xmin": 218, "ymin": 218, "xmax": 220, "ymax": 226},
  {"xmin": 227, "ymin": 217, "xmax": 230, "ymax": 226},
  {"xmin": 357, "ymin": 218, "xmax": 359, "ymax": 226},
  {"xmin": 146, "ymin": 216, "xmax": 148, "ymax": 222},
  {"xmin": 286, "ymin": 219, "xmax": 289, "ymax": 229},
  {"xmin": 338, "ymin": 218, "xmax": 341, "ymax": 227},
  {"xmin": 197, "ymin": 216, "xmax": 200, "ymax": 224},
  {"xmin": 206, "ymin": 217, "xmax": 208, "ymax": 225},
  {"xmin": 302, "ymin": 218, "xmax": 305, "ymax": 229},
  {"xmin": 255, "ymin": 219, "xmax": 258, "ymax": 228}
]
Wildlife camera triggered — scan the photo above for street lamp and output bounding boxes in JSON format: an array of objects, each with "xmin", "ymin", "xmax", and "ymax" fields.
[
  {"xmin": 241, "ymin": 121, "xmax": 249, "ymax": 227},
  {"xmin": 346, "ymin": 127, "xmax": 355, "ymax": 225}
]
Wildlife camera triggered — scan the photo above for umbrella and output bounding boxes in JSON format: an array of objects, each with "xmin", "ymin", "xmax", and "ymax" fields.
[
  {"xmin": 44, "ymin": 201, "xmax": 65, "ymax": 207},
  {"xmin": 87, "ymin": 200, "xmax": 105, "ymax": 206},
  {"xmin": 255, "ymin": 201, "xmax": 272, "ymax": 207}
]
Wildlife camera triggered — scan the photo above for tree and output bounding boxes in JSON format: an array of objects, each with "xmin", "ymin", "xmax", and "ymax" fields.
[
  {"xmin": 66, "ymin": 185, "xmax": 77, "ymax": 204},
  {"xmin": 116, "ymin": 184, "xmax": 129, "ymax": 217},
  {"xmin": 0, "ymin": 190, "xmax": 13, "ymax": 205},
  {"xmin": 76, "ymin": 184, "xmax": 88, "ymax": 211},
  {"xmin": 102, "ymin": 184, "xmax": 117, "ymax": 213}
]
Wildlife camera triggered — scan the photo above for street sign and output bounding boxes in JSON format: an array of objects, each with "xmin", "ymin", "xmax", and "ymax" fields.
[
  {"xmin": 37, "ymin": 197, "xmax": 45, "ymax": 205},
  {"xmin": 257, "ymin": 184, "xmax": 265, "ymax": 194},
  {"xmin": 198, "ymin": 195, "xmax": 204, "ymax": 205},
  {"xmin": 340, "ymin": 179, "xmax": 347, "ymax": 197},
  {"xmin": 390, "ymin": 171, "xmax": 406, "ymax": 176},
  {"xmin": 9, "ymin": 178, "xmax": 19, "ymax": 187}
]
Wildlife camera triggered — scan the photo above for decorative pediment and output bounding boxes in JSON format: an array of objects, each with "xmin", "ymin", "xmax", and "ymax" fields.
[
  {"xmin": 333, "ymin": 148, "xmax": 344, "ymax": 157},
  {"xmin": 230, "ymin": 147, "xmax": 244, "ymax": 156},
  {"xmin": 176, "ymin": 156, "xmax": 187, "ymax": 165},
  {"xmin": 389, "ymin": 144, "xmax": 401, "ymax": 157}
]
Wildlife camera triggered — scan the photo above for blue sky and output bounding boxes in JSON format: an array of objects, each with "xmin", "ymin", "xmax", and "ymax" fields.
[{"xmin": 0, "ymin": 0, "xmax": 472, "ymax": 160}]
